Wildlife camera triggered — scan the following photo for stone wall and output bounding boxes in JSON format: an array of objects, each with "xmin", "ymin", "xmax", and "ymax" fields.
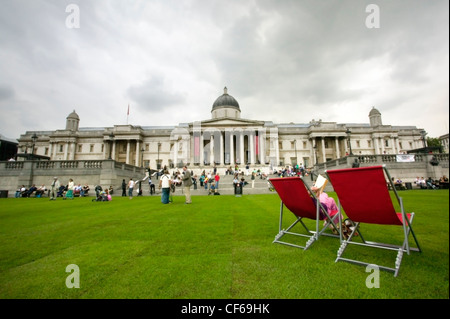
[{"xmin": 0, "ymin": 160, "xmax": 146, "ymax": 197}]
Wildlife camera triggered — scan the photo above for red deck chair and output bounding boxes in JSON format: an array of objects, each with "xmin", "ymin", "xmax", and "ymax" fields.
[
  {"xmin": 269, "ymin": 176, "xmax": 340, "ymax": 250},
  {"xmin": 325, "ymin": 165, "xmax": 421, "ymax": 276}
]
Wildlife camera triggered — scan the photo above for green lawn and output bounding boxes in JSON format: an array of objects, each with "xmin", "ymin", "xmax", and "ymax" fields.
[{"xmin": 0, "ymin": 190, "xmax": 448, "ymax": 299}]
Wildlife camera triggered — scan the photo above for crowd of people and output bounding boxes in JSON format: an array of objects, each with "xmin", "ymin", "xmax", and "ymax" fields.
[
  {"xmin": 13, "ymin": 166, "xmax": 449, "ymax": 204},
  {"xmin": 414, "ymin": 175, "xmax": 449, "ymax": 189},
  {"xmin": 15, "ymin": 177, "xmax": 91, "ymax": 199}
]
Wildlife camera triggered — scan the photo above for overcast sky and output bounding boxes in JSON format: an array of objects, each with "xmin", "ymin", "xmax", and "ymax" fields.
[{"xmin": 0, "ymin": 0, "xmax": 448, "ymax": 140}]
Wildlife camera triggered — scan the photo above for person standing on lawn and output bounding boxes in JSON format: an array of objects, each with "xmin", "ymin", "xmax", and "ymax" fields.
[
  {"xmin": 66, "ymin": 178, "xmax": 75, "ymax": 199},
  {"xmin": 50, "ymin": 177, "xmax": 60, "ymax": 200},
  {"xmin": 127, "ymin": 178, "xmax": 135, "ymax": 199},
  {"xmin": 182, "ymin": 165, "xmax": 192, "ymax": 204},
  {"xmin": 121, "ymin": 179, "xmax": 127, "ymax": 196},
  {"xmin": 214, "ymin": 173, "xmax": 220, "ymax": 190},
  {"xmin": 159, "ymin": 169, "xmax": 172, "ymax": 204}
]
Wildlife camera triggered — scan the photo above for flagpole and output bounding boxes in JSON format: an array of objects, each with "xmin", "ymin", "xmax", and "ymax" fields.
[{"xmin": 127, "ymin": 104, "xmax": 130, "ymax": 125}]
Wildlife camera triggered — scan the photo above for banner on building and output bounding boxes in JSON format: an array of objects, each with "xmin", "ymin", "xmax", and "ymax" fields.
[{"xmin": 396, "ymin": 155, "xmax": 415, "ymax": 162}]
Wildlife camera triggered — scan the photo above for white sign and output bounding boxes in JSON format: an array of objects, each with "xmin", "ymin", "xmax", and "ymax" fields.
[{"xmin": 396, "ymin": 155, "xmax": 415, "ymax": 163}]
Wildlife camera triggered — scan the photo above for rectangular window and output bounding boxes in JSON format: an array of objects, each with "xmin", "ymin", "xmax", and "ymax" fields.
[
  {"xmin": 78, "ymin": 145, "xmax": 82, "ymax": 153},
  {"xmin": 90, "ymin": 144, "xmax": 94, "ymax": 153}
]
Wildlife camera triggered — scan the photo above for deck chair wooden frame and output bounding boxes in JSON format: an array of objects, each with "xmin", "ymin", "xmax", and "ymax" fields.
[
  {"xmin": 325, "ymin": 165, "xmax": 422, "ymax": 277},
  {"xmin": 269, "ymin": 176, "xmax": 340, "ymax": 250}
]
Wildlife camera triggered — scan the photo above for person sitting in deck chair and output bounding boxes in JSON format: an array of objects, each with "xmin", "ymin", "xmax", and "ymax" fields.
[{"xmin": 311, "ymin": 180, "xmax": 354, "ymax": 238}]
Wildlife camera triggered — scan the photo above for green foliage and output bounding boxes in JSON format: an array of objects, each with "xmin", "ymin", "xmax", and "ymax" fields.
[
  {"xmin": 427, "ymin": 137, "xmax": 442, "ymax": 148},
  {"xmin": 0, "ymin": 190, "xmax": 448, "ymax": 299}
]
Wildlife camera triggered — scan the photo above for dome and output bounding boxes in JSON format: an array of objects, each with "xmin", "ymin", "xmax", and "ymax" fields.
[
  {"xmin": 369, "ymin": 107, "xmax": 381, "ymax": 116},
  {"xmin": 67, "ymin": 110, "xmax": 80, "ymax": 120},
  {"xmin": 212, "ymin": 87, "xmax": 240, "ymax": 111},
  {"xmin": 369, "ymin": 106, "xmax": 382, "ymax": 127},
  {"xmin": 66, "ymin": 109, "xmax": 80, "ymax": 131}
]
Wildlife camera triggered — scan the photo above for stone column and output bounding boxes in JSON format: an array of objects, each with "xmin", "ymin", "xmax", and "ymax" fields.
[
  {"xmin": 372, "ymin": 137, "xmax": 378, "ymax": 154},
  {"xmin": 210, "ymin": 134, "xmax": 214, "ymax": 165},
  {"xmin": 71, "ymin": 142, "xmax": 76, "ymax": 160},
  {"xmin": 64, "ymin": 143, "xmax": 69, "ymax": 160},
  {"xmin": 220, "ymin": 132, "xmax": 224, "ymax": 165},
  {"xmin": 259, "ymin": 131, "xmax": 265, "ymax": 164},
  {"xmin": 275, "ymin": 137, "xmax": 280, "ymax": 166},
  {"xmin": 230, "ymin": 133, "xmax": 234, "ymax": 166},
  {"xmin": 239, "ymin": 132, "xmax": 245, "ymax": 165},
  {"xmin": 49, "ymin": 142, "xmax": 54, "ymax": 160},
  {"xmin": 321, "ymin": 137, "xmax": 326, "ymax": 162},
  {"xmin": 135, "ymin": 140, "xmax": 140, "ymax": 166},
  {"xmin": 311, "ymin": 138, "xmax": 317, "ymax": 165},
  {"xmin": 126, "ymin": 140, "xmax": 130, "ymax": 164},
  {"xmin": 335, "ymin": 137, "xmax": 340, "ymax": 158},
  {"xmin": 112, "ymin": 141, "xmax": 116, "ymax": 160},
  {"xmin": 174, "ymin": 141, "xmax": 178, "ymax": 167},
  {"xmin": 249, "ymin": 131, "xmax": 255, "ymax": 165}
]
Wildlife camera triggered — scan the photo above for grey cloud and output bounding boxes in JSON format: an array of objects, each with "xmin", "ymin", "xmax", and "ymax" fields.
[
  {"xmin": 0, "ymin": 0, "xmax": 447, "ymax": 139},
  {"xmin": 127, "ymin": 75, "xmax": 186, "ymax": 113},
  {"xmin": 0, "ymin": 86, "xmax": 15, "ymax": 101}
]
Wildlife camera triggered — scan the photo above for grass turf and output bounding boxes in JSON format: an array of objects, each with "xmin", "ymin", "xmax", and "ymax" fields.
[{"xmin": 0, "ymin": 190, "xmax": 448, "ymax": 299}]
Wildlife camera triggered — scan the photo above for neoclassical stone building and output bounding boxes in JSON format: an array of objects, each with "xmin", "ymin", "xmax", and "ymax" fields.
[{"xmin": 17, "ymin": 87, "xmax": 427, "ymax": 170}]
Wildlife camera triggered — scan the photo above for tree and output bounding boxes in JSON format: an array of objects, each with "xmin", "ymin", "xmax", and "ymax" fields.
[{"xmin": 427, "ymin": 137, "xmax": 442, "ymax": 148}]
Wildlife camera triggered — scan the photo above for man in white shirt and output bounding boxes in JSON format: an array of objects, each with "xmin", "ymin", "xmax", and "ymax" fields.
[
  {"xmin": 127, "ymin": 178, "xmax": 135, "ymax": 199},
  {"xmin": 159, "ymin": 170, "xmax": 172, "ymax": 204}
]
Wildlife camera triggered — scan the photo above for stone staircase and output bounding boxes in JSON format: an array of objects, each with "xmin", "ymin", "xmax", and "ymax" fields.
[{"xmin": 161, "ymin": 173, "xmax": 334, "ymax": 196}]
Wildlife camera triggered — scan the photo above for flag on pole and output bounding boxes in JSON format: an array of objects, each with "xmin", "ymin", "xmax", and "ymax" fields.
[{"xmin": 127, "ymin": 104, "xmax": 130, "ymax": 124}]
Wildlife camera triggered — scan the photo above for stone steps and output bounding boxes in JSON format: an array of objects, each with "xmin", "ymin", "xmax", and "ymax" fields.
[{"xmin": 138, "ymin": 173, "xmax": 335, "ymax": 196}]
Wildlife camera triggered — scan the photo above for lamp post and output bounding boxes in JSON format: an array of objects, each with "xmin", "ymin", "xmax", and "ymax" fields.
[
  {"xmin": 157, "ymin": 142, "xmax": 161, "ymax": 169},
  {"xmin": 31, "ymin": 133, "xmax": 38, "ymax": 157},
  {"xmin": 294, "ymin": 139, "xmax": 298, "ymax": 166},
  {"xmin": 313, "ymin": 141, "xmax": 318, "ymax": 165},
  {"xmin": 108, "ymin": 132, "xmax": 115, "ymax": 160},
  {"xmin": 346, "ymin": 128, "xmax": 353, "ymax": 155},
  {"xmin": 420, "ymin": 130, "xmax": 428, "ymax": 149}
]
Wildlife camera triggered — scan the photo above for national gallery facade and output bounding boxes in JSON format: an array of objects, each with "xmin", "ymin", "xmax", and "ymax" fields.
[{"xmin": 17, "ymin": 87, "xmax": 427, "ymax": 170}]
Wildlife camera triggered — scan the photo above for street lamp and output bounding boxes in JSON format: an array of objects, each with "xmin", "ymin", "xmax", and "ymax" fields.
[
  {"xmin": 157, "ymin": 142, "xmax": 161, "ymax": 169},
  {"xmin": 294, "ymin": 139, "xmax": 298, "ymax": 166},
  {"xmin": 346, "ymin": 128, "xmax": 353, "ymax": 155},
  {"xmin": 31, "ymin": 133, "xmax": 38, "ymax": 156},
  {"xmin": 313, "ymin": 141, "xmax": 318, "ymax": 165},
  {"xmin": 108, "ymin": 132, "xmax": 115, "ymax": 160},
  {"xmin": 420, "ymin": 130, "xmax": 428, "ymax": 149}
]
